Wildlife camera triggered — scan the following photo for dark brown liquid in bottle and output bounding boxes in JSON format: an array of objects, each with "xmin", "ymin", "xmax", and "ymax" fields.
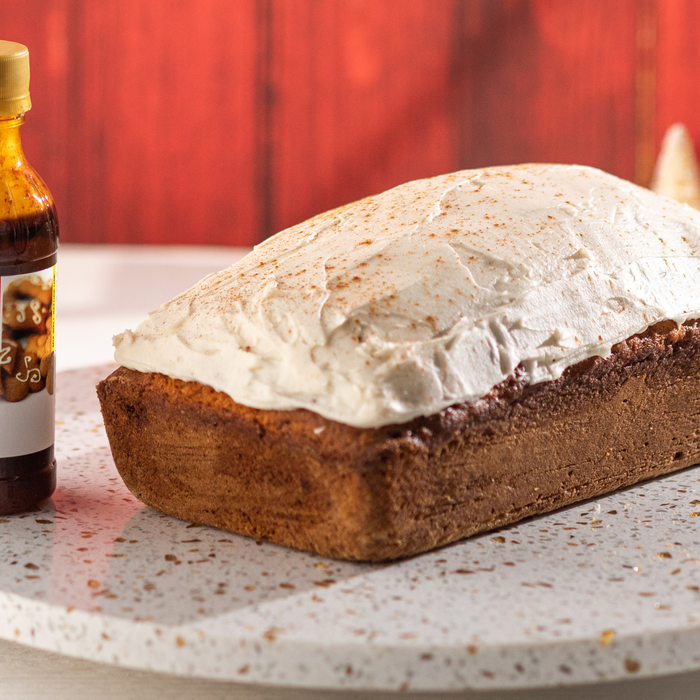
[{"xmin": 0, "ymin": 209, "xmax": 58, "ymax": 514}]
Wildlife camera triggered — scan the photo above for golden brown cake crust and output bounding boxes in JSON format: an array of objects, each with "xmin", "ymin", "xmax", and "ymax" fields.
[{"xmin": 97, "ymin": 319, "xmax": 700, "ymax": 561}]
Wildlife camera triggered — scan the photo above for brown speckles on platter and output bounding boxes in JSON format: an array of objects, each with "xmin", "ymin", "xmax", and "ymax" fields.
[
  {"xmin": 0, "ymin": 365, "xmax": 699, "ymax": 689},
  {"xmin": 625, "ymin": 658, "xmax": 641, "ymax": 673}
]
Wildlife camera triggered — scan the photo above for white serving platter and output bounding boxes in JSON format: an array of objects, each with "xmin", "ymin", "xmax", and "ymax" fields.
[{"xmin": 1, "ymin": 365, "xmax": 699, "ymax": 692}]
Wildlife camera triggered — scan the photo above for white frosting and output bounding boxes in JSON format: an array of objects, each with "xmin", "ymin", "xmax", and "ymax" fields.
[{"xmin": 113, "ymin": 164, "xmax": 700, "ymax": 428}]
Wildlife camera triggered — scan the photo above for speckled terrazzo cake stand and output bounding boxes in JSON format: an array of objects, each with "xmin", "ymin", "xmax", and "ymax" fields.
[{"xmin": 1, "ymin": 365, "xmax": 699, "ymax": 693}]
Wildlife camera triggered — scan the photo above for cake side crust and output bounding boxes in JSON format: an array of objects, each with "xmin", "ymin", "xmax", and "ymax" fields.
[{"xmin": 97, "ymin": 320, "xmax": 700, "ymax": 561}]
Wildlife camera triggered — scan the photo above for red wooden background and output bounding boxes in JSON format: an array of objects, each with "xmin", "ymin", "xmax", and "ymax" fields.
[{"xmin": 0, "ymin": 0, "xmax": 697, "ymax": 247}]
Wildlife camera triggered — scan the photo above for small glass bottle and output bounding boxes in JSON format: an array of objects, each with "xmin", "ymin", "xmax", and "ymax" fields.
[{"xmin": 0, "ymin": 41, "xmax": 59, "ymax": 514}]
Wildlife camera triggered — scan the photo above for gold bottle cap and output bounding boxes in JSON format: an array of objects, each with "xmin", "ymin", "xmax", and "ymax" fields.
[{"xmin": 0, "ymin": 41, "xmax": 31, "ymax": 116}]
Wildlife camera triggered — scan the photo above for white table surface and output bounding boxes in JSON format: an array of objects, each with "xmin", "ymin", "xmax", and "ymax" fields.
[{"xmin": 3, "ymin": 243, "xmax": 700, "ymax": 700}]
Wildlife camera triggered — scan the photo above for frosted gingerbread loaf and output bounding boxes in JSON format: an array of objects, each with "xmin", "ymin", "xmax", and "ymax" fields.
[{"xmin": 97, "ymin": 164, "xmax": 700, "ymax": 561}]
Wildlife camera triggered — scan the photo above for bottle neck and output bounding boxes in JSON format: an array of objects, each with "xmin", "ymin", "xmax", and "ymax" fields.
[{"xmin": 0, "ymin": 114, "xmax": 26, "ymax": 169}]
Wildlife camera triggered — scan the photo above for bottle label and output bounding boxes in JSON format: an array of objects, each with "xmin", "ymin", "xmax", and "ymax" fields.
[{"xmin": 0, "ymin": 266, "xmax": 55, "ymax": 459}]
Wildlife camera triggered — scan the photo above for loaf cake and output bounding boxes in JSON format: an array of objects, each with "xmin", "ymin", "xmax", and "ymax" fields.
[{"xmin": 98, "ymin": 164, "xmax": 700, "ymax": 561}]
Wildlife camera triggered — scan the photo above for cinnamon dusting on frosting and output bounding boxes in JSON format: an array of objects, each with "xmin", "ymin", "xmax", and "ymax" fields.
[{"xmin": 114, "ymin": 164, "xmax": 700, "ymax": 427}]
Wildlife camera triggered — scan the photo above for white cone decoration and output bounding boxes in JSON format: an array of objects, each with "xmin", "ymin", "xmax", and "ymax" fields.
[{"xmin": 651, "ymin": 123, "xmax": 700, "ymax": 209}]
